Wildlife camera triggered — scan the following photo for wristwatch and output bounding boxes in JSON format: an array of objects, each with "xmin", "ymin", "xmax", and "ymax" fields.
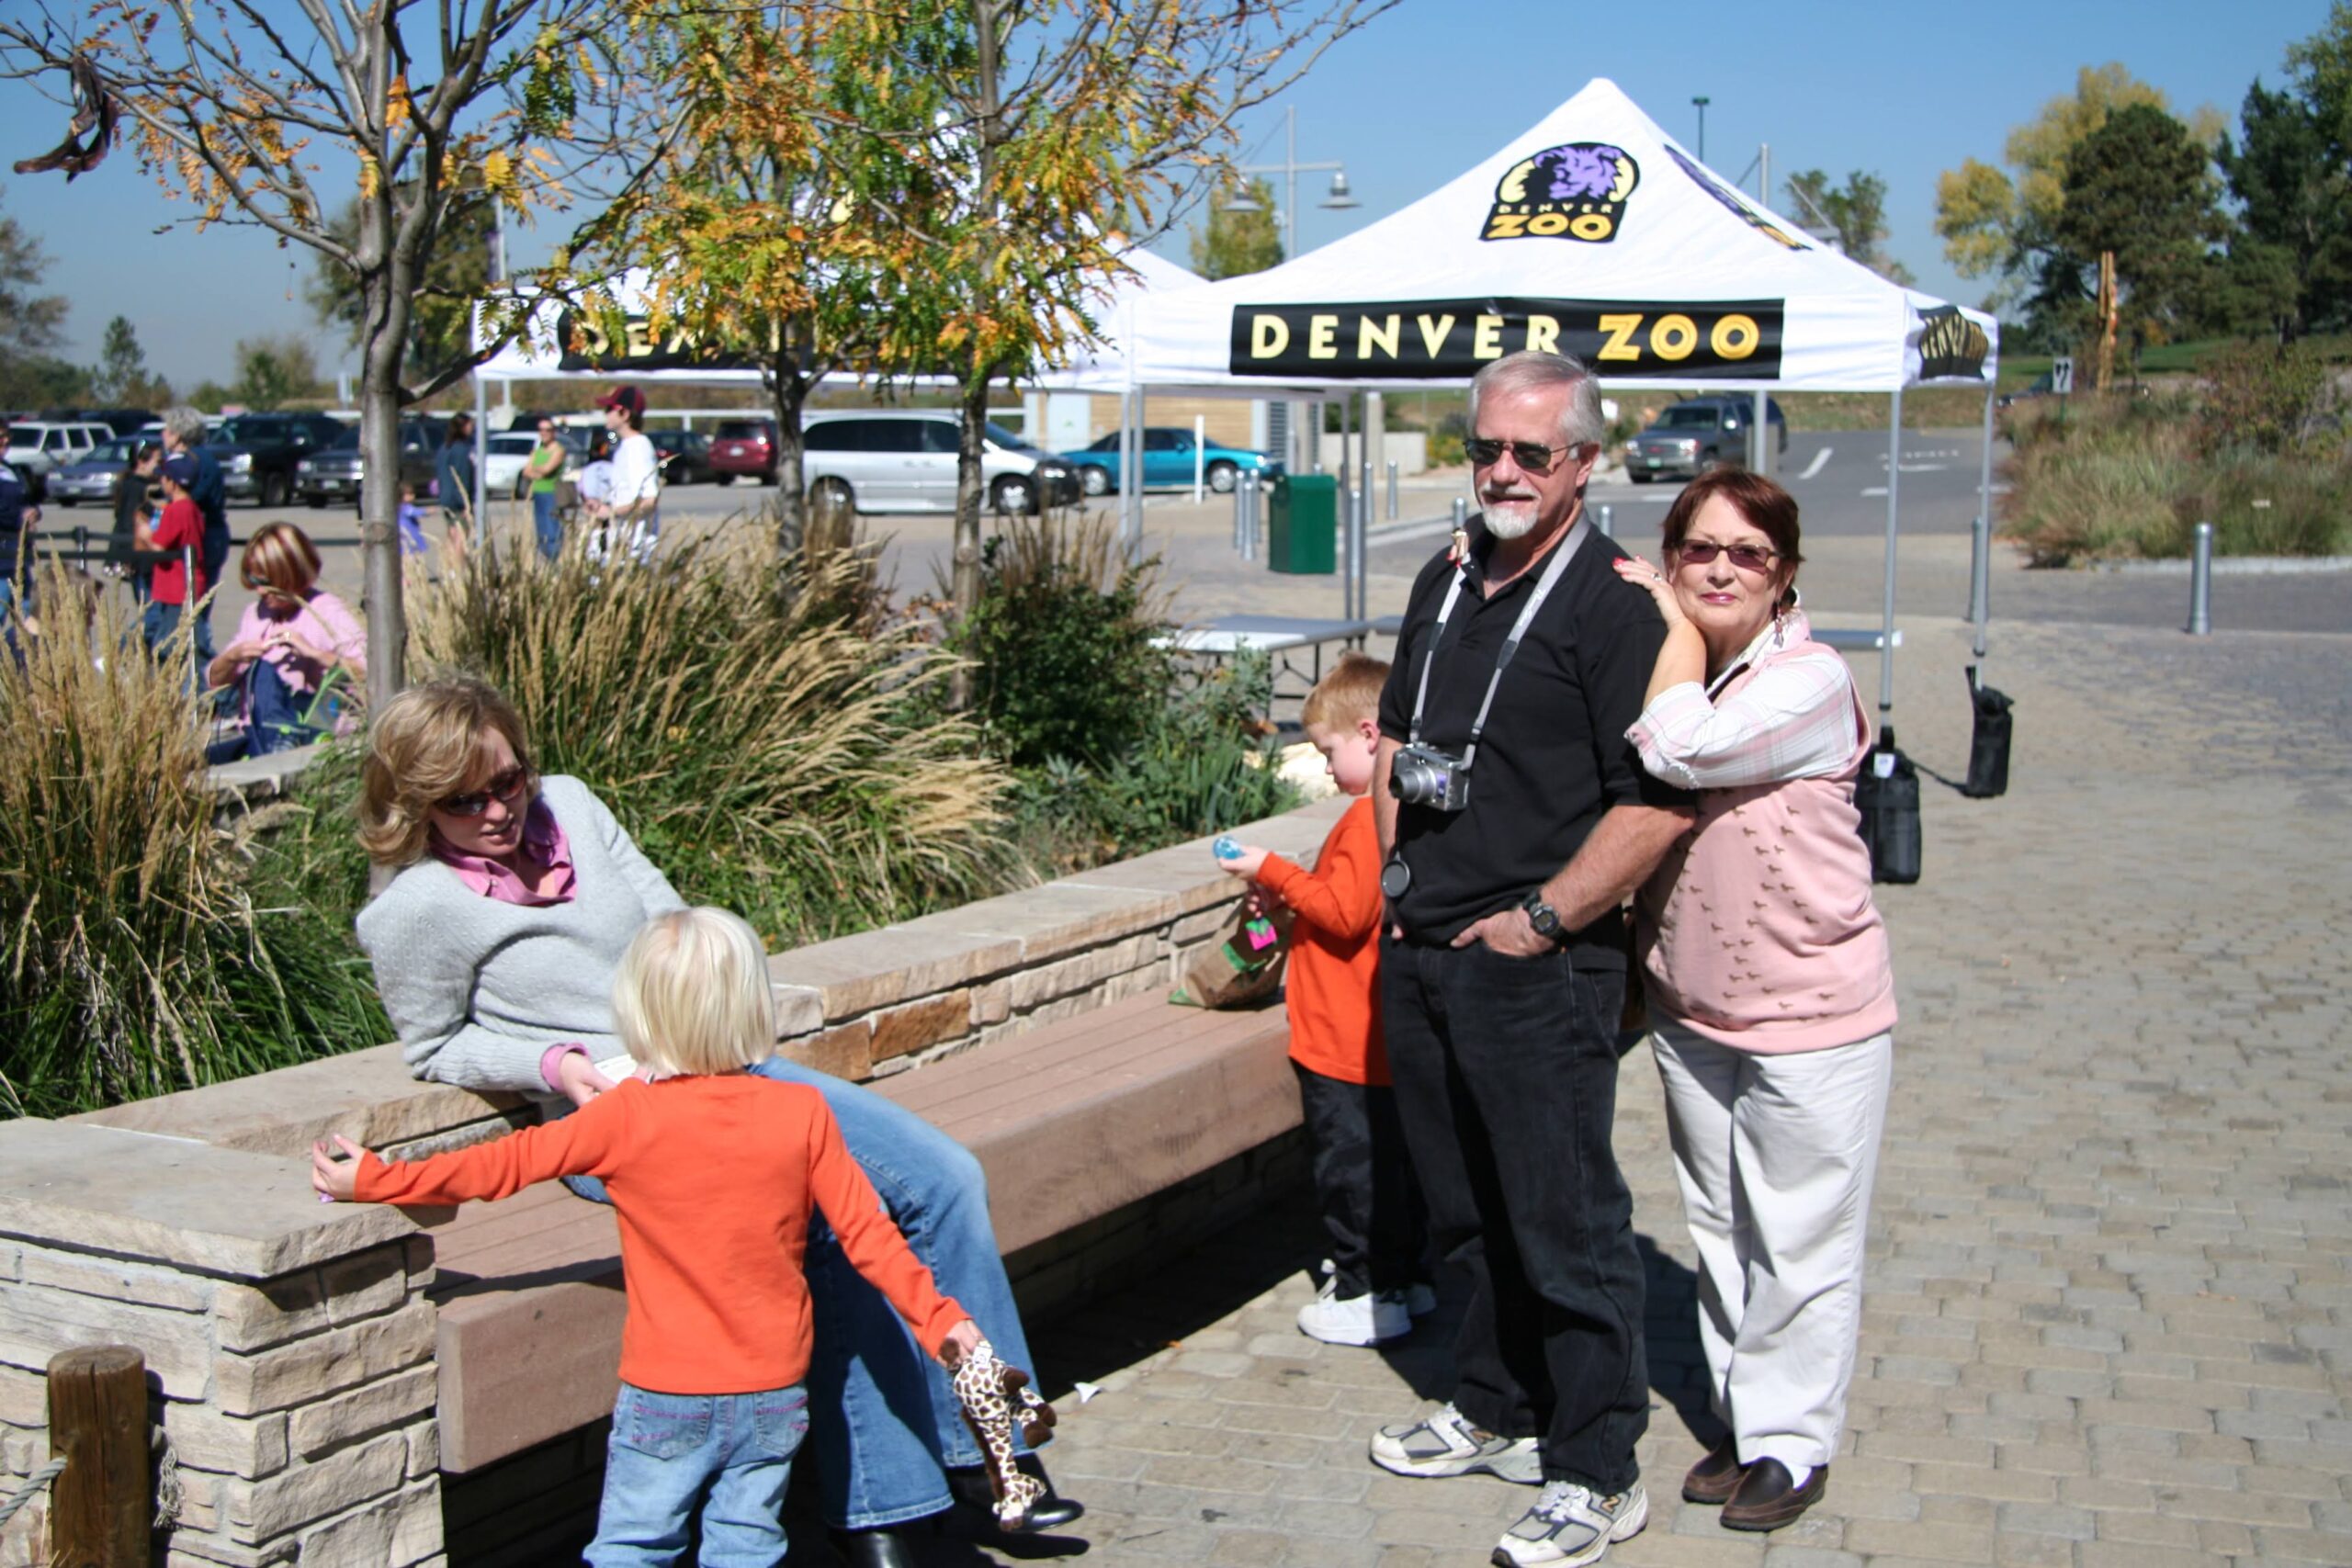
[{"xmin": 1519, "ymin": 889, "xmax": 1565, "ymax": 944}]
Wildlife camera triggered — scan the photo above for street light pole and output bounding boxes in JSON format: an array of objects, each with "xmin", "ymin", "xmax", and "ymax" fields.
[{"xmin": 1691, "ymin": 95, "xmax": 1711, "ymax": 164}]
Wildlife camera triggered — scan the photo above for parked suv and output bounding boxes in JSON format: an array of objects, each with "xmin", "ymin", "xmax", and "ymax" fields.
[
  {"xmin": 295, "ymin": 421, "xmax": 443, "ymax": 511},
  {"xmin": 801, "ymin": 412, "xmax": 1080, "ymax": 515},
  {"xmin": 3, "ymin": 420, "xmax": 112, "ymax": 497},
  {"xmin": 1623, "ymin": 395, "xmax": 1787, "ymax": 482},
  {"xmin": 209, "ymin": 412, "xmax": 348, "ymax": 507},
  {"xmin": 709, "ymin": 418, "xmax": 779, "ymax": 484}
]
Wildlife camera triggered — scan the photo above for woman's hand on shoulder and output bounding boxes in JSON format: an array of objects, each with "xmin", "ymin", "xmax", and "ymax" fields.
[{"xmin": 1612, "ymin": 555, "xmax": 1689, "ymax": 627}]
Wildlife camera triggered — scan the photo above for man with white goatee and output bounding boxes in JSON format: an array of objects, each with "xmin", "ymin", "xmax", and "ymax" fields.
[{"xmin": 1368, "ymin": 350, "xmax": 1695, "ymax": 1568}]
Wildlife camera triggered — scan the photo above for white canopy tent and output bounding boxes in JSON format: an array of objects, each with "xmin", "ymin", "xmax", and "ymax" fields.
[{"xmin": 1114, "ymin": 77, "xmax": 1999, "ymax": 715}]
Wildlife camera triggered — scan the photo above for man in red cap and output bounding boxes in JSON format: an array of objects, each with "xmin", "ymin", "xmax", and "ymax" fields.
[{"xmin": 597, "ymin": 385, "xmax": 662, "ymax": 563}]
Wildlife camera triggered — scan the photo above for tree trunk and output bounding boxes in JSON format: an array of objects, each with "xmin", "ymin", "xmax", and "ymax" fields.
[
  {"xmin": 947, "ymin": 370, "xmax": 997, "ymax": 708},
  {"xmin": 357, "ymin": 276, "xmax": 410, "ymax": 723},
  {"xmin": 768, "ymin": 351, "xmax": 810, "ymax": 554}
]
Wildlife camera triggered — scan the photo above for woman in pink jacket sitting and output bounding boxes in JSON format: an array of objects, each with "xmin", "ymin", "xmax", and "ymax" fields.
[{"xmin": 1613, "ymin": 469, "xmax": 1894, "ymax": 1534}]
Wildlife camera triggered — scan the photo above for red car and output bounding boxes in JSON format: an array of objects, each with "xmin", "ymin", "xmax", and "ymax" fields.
[{"xmin": 708, "ymin": 418, "xmax": 779, "ymax": 484}]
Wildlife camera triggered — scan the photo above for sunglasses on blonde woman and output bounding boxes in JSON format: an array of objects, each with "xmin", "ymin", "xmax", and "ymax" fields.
[
  {"xmin": 435, "ymin": 767, "xmax": 529, "ymax": 818},
  {"xmin": 1673, "ymin": 538, "xmax": 1779, "ymax": 573}
]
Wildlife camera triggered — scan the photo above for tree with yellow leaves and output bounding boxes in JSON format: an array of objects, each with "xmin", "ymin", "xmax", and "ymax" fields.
[
  {"xmin": 1934, "ymin": 62, "xmax": 2224, "ymax": 342},
  {"xmin": 813, "ymin": 0, "xmax": 1397, "ymax": 660},
  {"xmin": 1, "ymin": 2, "xmax": 662, "ymax": 715}
]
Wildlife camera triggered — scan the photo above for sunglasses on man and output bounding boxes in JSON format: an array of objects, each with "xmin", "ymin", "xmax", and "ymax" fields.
[{"xmin": 1463, "ymin": 436, "xmax": 1590, "ymax": 473}]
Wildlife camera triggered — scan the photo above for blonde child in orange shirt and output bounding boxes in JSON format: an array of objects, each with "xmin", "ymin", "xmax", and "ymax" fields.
[
  {"xmin": 1217, "ymin": 652, "xmax": 1431, "ymax": 1346},
  {"xmin": 312, "ymin": 907, "xmax": 984, "ymax": 1566}
]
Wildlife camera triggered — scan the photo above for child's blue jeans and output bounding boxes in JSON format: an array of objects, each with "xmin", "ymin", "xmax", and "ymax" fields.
[{"xmin": 589, "ymin": 1382, "xmax": 808, "ymax": 1568}]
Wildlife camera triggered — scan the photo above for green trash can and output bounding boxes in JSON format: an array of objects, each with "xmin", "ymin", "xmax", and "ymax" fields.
[{"xmin": 1267, "ymin": 472, "xmax": 1338, "ymax": 575}]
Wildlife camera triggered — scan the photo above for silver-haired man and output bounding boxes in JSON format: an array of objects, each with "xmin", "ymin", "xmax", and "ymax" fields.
[{"xmin": 1370, "ymin": 351, "xmax": 1694, "ymax": 1567}]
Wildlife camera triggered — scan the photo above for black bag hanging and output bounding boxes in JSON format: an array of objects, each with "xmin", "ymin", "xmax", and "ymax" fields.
[
  {"xmin": 1853, "ymin": 726, "xmax": 1922, "ymax": 885},
  {"xmin": 1962, "ymin": 667, "xmax": 2014, "ymax": 799}
]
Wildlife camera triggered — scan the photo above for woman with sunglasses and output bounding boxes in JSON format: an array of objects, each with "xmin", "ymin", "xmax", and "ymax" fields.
[
  {"xmin": 1610, "ymin": 469, "xmax": 1894, "ymax": 1533},
  {"xmin": 353, "ymin": 680, "xmax": 1081, "ymax": 1568},
  {"xmin": 205, "ymin": 522, "xmax": 366, "ymax": 759}
]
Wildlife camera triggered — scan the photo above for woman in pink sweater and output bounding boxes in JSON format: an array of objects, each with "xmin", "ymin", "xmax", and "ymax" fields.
[{"xmin": 1612, "ymin": 469, "xmax": 1894, "ymax": 1534}]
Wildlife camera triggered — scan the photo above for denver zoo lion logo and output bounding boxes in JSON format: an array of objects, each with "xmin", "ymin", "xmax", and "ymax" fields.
[{"xmin": 1483, "ymin": 142, "xmax": 1639, "ymax": 243}]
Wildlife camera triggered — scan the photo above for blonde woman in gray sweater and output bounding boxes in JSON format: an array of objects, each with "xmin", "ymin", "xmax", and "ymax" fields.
[{"xmin": 355, "ymin": 679, "xmax": 1080, "ymax": 1568}]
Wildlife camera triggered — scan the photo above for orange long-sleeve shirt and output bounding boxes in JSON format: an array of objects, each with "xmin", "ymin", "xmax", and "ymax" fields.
[
  {"xmin": 356, "ymin": 1075, "xmax": 967, "ymax": 1394},
  {"xmin": 1258, "ymin": 795, "xmax": 1387, "ymax": 1086}
]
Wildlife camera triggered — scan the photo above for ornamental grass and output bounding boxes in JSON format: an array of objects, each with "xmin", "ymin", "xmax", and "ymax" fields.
[
  {"xmin": 404, "ymin": 523, "xmax": 1009, "ymax": 949},
  {"xmin": 0, "ymin": 566, "xmax": 387, "ymax": 1117}
]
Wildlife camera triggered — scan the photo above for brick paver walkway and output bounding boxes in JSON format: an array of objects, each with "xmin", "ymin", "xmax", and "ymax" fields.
[{"xmin": 961, "ymin": 567, "xmax": 2352, "ymax": 1568}]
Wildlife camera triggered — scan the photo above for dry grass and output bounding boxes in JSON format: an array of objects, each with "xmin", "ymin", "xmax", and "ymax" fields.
[
  {"xmin": 404, "ymin": 524, "xmax": 1011, "ymax": 947},
  {"xmin": 0, "ymin": 566, "xmax": 386, "ymax": 1116}
]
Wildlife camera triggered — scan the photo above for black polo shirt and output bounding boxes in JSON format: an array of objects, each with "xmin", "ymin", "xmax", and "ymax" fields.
[{"xmin": 1377, "ymin": 514, "xmax": 1693, "ymax": 959}]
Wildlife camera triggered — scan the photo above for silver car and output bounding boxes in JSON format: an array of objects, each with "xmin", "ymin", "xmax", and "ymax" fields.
[
  {"xmin": 801, "ymin": 412, "xmax": 1080, "ymax": 515},
  {"xmin": 42, "ymin": 436, "xmax": 147, "ymax": 507}
]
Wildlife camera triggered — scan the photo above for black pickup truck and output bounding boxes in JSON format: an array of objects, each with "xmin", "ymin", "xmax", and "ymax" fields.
[{"xmin": 205, "ymin": 412, "xmax": 347, "ymax": 508}]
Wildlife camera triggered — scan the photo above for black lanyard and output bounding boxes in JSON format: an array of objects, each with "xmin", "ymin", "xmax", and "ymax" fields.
[{"xmin": 1404, "ymin": 519, "xmax": 1589, "ymax": 771}]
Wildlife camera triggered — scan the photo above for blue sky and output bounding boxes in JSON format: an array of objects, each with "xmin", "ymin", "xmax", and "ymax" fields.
[{"xmin": 0, "ymin": 0, "xmax": 2330, "ymax": 389}]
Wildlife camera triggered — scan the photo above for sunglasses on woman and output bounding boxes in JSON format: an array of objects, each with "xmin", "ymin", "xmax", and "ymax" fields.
[
  {"xmin": 435, "ymin": 766, "xmax": 530, "ymax": 818},
  {"xmin": 1673, "ymin": 538, "xmax": 1779, "ymax": 573}
]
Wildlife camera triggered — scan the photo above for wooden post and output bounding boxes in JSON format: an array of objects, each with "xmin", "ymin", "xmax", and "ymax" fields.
[{"xmin": 47, "ymin": 1346, "xmax": 149, "ymax": 1568}]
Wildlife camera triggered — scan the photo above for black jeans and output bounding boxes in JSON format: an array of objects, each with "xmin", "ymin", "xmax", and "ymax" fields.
[
  {"xmin": 1379, "ymin": 937, "xmax": 1647, "ymax": 1492},
  {"xmin": 1294, "ymin": 1063, "xmax": 1428, "ymax": 1300}
]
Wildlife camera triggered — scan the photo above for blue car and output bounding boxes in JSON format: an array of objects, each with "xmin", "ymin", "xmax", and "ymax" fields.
[{"xmin": 1062, "ymin": 426, "xmax": 1280, "ymax": 496}]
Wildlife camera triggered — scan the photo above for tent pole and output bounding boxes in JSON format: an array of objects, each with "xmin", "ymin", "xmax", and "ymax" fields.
[
  {"xmin": 1340, "ymin": 393, "xmax": 1356, "ymax": 617},
  {"xmin": 1121, "ymin": 388, "xmax": 1140, "ymax": 557},
  {"xmin": 1879, "ymin": 389, "xmax": 1902, "ymax": 716},
  {"xmin": 1975, "ymin": 385, "xmax": 1996, "ymax": 658}
]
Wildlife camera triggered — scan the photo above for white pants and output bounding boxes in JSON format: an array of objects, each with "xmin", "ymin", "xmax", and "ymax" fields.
[{"xmin": 1650, "ymin": 1019, "xmax": 1893, "ymax": 1477}]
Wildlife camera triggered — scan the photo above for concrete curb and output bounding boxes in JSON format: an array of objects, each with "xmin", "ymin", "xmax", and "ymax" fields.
[{"xmin": 2087, "ymin": 555, "xmax": 2352, "ymax": 576}]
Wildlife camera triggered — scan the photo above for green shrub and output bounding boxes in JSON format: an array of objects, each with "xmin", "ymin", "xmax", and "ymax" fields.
[
  {"xmin": 1011, "ymin": 652, "xmax": 1299, "ymax": 874},
  {"xmin": 2199, "ymin": 342, "xmax": 2337, "ymax": 456},
  {"xmin": 2001, "ymin": 393, "xmax": 2350, "ymax": 563},
  {"xmin": 953, "ymin": 513, "xmax": 1173, "ymax": 769},
  {"xmin": 407, "ymin": 524, "xmax": 1008, "ymax": 949},
  {"xmin": 0, "ymin": 568, "xmax": 386, "ymax": 1118}
]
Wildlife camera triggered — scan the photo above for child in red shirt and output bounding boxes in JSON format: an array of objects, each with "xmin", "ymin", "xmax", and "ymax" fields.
[
  {"xmin": 1218, "ymin": 653, "xmax": 1430, "ymax": 1346},
  {"xmin": 314, "ymin": 907, "xmax": 984, "ymax": 1566},
  {"xmin": 141, "ymin": 455, "xmax": 209, "ymax": 657}
]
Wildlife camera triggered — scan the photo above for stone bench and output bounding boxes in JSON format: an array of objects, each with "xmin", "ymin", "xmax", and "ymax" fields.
[
  {"xmin": 0, "ymin": 796, "xmax": 1342, "ymax": 1567},
  {"xmin": 429, "ymin": 991, "xmax": 1298, "ymax": 1472}
]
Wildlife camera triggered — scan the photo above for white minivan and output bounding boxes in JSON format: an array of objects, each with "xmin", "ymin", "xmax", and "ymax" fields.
[
  {"xmin": 800, "ymin": 411, "xmax": 1080, "ymax": 515},
  {"xmin": 4, "ymin": 422, "xmax": 111, "ymax": 492}
]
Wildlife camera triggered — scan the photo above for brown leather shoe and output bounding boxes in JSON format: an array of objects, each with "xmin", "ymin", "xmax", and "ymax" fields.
[
  {"xmin": 1719, "ymin": 1458, "xmax": 1826, "ymax": 1531},
  {"xmin": 1681, "ymin": 1438, "xmax": 1744, "ymax": 1505}
]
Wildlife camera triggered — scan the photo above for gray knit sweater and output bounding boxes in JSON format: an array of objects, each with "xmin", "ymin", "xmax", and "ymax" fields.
[{"xmin": 356, "ymin": 774, "xmax": 687, "ymax": 1095}]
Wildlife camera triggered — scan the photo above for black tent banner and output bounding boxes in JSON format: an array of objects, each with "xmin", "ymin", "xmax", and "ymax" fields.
[{"xmin": 1227, "ymin": 297, "xmax": 1786, "ymax": 380}]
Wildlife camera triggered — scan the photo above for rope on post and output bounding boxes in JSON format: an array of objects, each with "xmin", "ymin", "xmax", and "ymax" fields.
[{"xmin": 0, "ymin": 1457, "xmax": 67, "ymax": 1529}]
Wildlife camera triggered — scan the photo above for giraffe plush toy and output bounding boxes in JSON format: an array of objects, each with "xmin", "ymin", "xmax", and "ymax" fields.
[{"xmin": 950, "ymin": 1338, "xmax": 1057, "ymax": 1532}]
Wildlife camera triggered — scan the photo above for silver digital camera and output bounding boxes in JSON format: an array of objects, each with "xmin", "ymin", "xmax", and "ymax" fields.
[{"xmin": 1389, "ymin": 741, "xmax": 1472, "ymax": 812}]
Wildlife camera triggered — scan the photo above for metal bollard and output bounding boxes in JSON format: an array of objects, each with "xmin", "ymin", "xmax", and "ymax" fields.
[
  {"xmin": 1594, "ymin": 502, "xmax": 1613, "ymax": 536},
  {"xmin": 1451, "ymin": 496, "xmax": 1467, "ymax": 531},
  {"xmin": 1968, "ymin": 513, "xmax": 1992, "ymax": 657},
  {"xmin": 2186, "ymin": 521, "xmax": 2213, "ymax": 636},
  {"xmin": 1386, "ymin": 460, "xmax": 1399, "ymax": 520},
  {"xmin": 1343, "ymin": 484, "xmax": 1362, "ymax": 618}
]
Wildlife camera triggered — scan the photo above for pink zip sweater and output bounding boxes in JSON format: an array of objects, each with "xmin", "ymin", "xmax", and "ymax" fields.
[{"xmin": 1633, "ymin": 634, "xmax": 1895, "ymax": 1054}]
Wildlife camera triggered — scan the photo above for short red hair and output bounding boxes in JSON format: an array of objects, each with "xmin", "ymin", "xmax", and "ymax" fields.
[{"xmin": 1657, "ymin": 469, "xmax": 1804, "ymax": 609}]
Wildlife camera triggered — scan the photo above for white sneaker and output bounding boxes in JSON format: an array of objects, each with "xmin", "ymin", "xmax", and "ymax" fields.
[
  {"xmin": 1297, "ymin": 1288, "xmax": 1409, "ymax": 1346},
  {"xmin": 1369, "ymin": 1403, "xmax": 1543, "ymax": 1483},
  {"xmin": 1492, "ymin": 1480, "xmax": 1648, "ymax": 1567}
]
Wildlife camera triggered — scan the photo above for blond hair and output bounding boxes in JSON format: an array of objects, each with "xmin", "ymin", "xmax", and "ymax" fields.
[
  {"xmin": 611, "ymin": 908, "xmax": 776, "ymax": 1077},
  {"xmin": 1300, "ymin": 650, "xmax": 1389, "ymax": 733},
  {"xmin": 357, "ymin": 678, "xmax": 537, "ymax": 867},
  {"xmin": 240, "ymin": 522, "xmax": 323, "ymax": 598}
]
